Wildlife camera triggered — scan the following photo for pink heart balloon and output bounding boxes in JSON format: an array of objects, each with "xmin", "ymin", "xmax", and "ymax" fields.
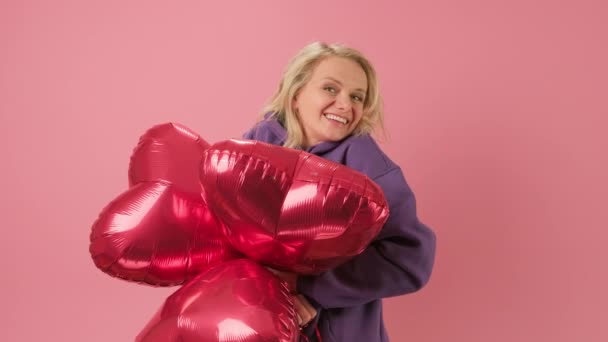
[
  {"xmin": 136, "ymin": 259, "xmax": 298, "ymax": 342},
  {"xmin": 200, "ymin": 139, "xmax": 389, "ymax": 274}
]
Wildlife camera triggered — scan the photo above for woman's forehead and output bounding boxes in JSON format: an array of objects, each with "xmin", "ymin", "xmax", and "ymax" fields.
[{"xmin": 311, "ymin": 57, "xmax": 368, "ymax": 90}]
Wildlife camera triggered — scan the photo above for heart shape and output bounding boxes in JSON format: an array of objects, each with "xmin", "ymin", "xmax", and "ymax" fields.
[
  {"xmin": 89, "ymin": 123, "xmax": 239, "ymax": 286},
  {"xmin": 200, "ymin": 139, "xmax": 389, "ymax": 274},
  {"xmin": 136, "ymin": 259, "xmax": 298, "ymax": 342}
]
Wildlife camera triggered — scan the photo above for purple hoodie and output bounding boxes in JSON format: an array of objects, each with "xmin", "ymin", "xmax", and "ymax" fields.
[{"xmin": 242, "ymin": 115, "xmax": 436, "ymax": 342}]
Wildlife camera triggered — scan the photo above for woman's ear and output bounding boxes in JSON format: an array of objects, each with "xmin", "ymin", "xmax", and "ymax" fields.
[{"xmin": 291, "ymin": 97, "xmax": 299, "ymax": 115}]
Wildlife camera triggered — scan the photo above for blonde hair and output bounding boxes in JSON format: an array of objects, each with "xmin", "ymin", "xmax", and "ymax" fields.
[{"xmin": 261, "ymin": 41, "xmax": 385, "ymax": 148}]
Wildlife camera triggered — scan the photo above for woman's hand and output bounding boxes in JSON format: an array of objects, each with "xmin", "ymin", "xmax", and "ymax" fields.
[
  {"xmin": 291, "ymin": 294, "xmax": 317, "ymax": 327},
  {"xmin": 265, "ymin": 267, "xmax": 317, "ymax": 327},
  {"xmin": 266, "ymin": 267, "xmax": 298, "ymax": 293}
]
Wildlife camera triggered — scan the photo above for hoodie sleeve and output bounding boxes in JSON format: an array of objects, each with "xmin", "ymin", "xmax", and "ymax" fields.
[
  {"xmin": 241, "ymin": 118, "xmax": 286, "ymax": 145},
  {"xmin": 242, "ymin": 126, "xmax": 257, "ymax": 140},
  {"xmin": 296, "ymin": 167, "xmax": 436, "ymax": 309}
]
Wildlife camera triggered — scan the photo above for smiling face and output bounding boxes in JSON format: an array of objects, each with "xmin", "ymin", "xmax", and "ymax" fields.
[{"xmin": 293, "ymin": 56, "xmax": 368, "ymax": 148}]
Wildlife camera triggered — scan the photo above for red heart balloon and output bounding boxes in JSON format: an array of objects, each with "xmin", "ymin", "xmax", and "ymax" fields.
[
  {"xmin": 90, "ymin": 181, "xmax": 242, "ymax": 286},
  {"xmin": 136, "ymin": 259, "xmax": 298, "ymax": 342},
  {"xmin": 128, "ymin": 122, "xmax": 209, "ymax": 192},
  {"xmin": 89, "ymin": 123, "xmax": 240, "ymax": 286},
  {"xmin": 200, "ymin": 139, "xmax": 389, "ymax": 274}
]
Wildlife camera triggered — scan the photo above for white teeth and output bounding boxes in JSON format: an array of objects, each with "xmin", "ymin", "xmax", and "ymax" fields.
[{"xmin": 324, "ymin": 114, "xmax": 348, "ymax": 124}]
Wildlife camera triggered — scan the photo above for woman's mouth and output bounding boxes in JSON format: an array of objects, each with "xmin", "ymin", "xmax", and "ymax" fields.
[{"xmin": 324, "ymin": 113, "xmax": 349, "ymax": 125}]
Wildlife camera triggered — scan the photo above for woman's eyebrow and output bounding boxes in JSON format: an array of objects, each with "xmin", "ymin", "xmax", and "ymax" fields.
[{"xmin": 321, "ymin": 77, "xmax": 367, "ymax": 93}]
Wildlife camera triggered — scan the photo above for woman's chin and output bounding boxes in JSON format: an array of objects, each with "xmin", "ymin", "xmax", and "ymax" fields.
[{"xmin": 322, "ymin": 133, "xmax": 348, "ymax": 143}]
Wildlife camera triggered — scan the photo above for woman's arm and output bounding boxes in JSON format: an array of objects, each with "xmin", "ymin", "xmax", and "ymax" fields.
[{"xmin": 296, "ymin": 168, "xmax": 436, "ymax": 309}]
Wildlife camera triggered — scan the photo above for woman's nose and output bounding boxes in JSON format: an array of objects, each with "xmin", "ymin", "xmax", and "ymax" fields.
[{"xmin": 334, "ymin": 93, "xmax": 352, "ymax": 111}]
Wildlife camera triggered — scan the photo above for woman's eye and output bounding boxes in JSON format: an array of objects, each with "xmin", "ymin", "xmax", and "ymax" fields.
[
  {"xmin": 324, "ymin": 86, "xmax": 337, "ymax": 94},
  {"xmin": 352, "ymin": 95, "xmax": 364, "ymax": 102}
]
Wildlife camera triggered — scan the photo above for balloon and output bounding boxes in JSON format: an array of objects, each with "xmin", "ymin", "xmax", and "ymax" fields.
[
  {"xmin": 91, "ymin": 123, "xmax": 387, "ymax": 340},
  {"xmin": 136, "ymin": 259, "xmax": 298, "ymax": 342},
  {"xmin": 200, "ymin": 139, "xmax": 389, "ymax": 274},
  {"xmin": 90, "ymin": 123, "xmax": 240, "ymax": 286},
  {"xmin": 90, "ymin": 181, "xmax": 242, "ymax": 286},
  {"xmin": 128, "ymin": 122, "xmax": 209, "ymax": 192}
]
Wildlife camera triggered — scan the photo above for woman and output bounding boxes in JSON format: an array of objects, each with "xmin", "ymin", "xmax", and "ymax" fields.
[{"xmin": 243, "ymin": 41, "xmax": 436, "ymax": 342}]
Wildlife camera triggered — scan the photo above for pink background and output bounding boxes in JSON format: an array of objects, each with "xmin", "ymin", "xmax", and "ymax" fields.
[{"xmin": 1, "ymin": 0, "xmax": 606, "ymax": 341}]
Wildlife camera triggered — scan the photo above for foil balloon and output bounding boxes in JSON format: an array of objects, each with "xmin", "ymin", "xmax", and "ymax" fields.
[
  {"xmin": 136, "ymin": 259, "xmax": 298, "ymax": 342},
  {"xmin": 200, "ymin": 139, "xmax": 390, "ymax": 274},
  {"xmin": 90, "ymin": 123, "xmax": 240, "ymax": 286},
  {"xmin": 128, "ymin": 122, "xmax": 209, "ymax": 192}
]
